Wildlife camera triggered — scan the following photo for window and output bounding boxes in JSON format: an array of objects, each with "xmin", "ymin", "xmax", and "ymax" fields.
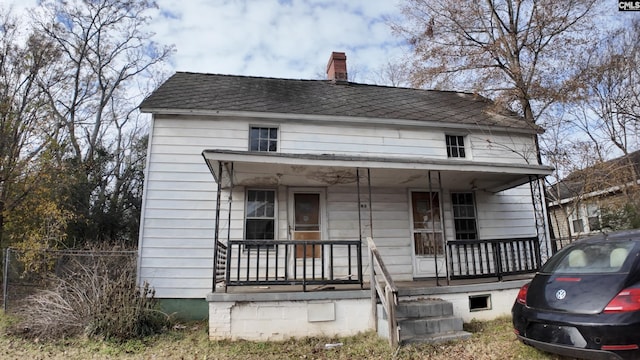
[
  {"xmin": 245, "ymin": 190, "xmax": 275, "ymax": 244},
  {"xmin": 451, "ymin": 192, "xmax": 477, "ymax": 240},
  {"xmin": 569, "ymin": 207, "xmax": 585, "ymax": 234},
  {"xmin": 250, "ymin": 126, "xmax": 278, "ymax": 152},
  {"xmin": 446, "ymin": 135, "xmax": 466, "ymax": 158},
  {"xmin": 587, "ymin": 204, "xmax": 601, "ymax": 232}
]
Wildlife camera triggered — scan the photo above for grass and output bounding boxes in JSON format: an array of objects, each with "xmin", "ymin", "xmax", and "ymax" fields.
[{"xmin": 0, "ymin": 312, "xmax": 571, "ymax": 359}]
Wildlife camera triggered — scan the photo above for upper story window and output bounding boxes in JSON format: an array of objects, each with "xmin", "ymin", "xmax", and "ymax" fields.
[
  {"xmin": 446, "ymin": 135, "xmax": 466, "ymax": 158},
  {"xmin": 250, "ymin": 126, "xmax": 278, "ymax": 152}
]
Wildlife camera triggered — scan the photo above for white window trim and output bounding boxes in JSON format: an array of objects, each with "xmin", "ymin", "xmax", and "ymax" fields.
[
  {"xmin": 450, "ymin": 191, "xmax": 478, "ymax": 240},
  {"xmin": 248, "ymin": 125, "xmax": 279, "ymax": 152},
  {"xmin": 445, "ymin": 134, "xmax": 470, "ymax": 159},
  {"xmin": 243, "ymin": 188, "xmax": 278, "ymax": 245}
]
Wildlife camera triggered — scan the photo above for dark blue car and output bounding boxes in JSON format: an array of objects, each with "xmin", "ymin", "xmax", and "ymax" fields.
[{"xmin": 512, "ymin": 231, "xmax": 640, "ymax": 360}]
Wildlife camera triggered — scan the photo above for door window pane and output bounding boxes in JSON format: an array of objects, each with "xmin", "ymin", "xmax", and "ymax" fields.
[
  {"xmin": 294, "ymin": 193, "xmax": 320, "ymax": 231},
  {"xmin": 411, "ymin": 192, "xmax": 443, "ymax": 255}
]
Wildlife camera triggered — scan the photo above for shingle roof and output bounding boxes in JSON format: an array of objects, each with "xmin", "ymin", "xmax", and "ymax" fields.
[
  {"xmin": 139, "ymin": 72, "xmax": 541, "ymax": 133},
  {"xmin": 548, "ymin": 150, "xmax": 640, "ymax": 202}
]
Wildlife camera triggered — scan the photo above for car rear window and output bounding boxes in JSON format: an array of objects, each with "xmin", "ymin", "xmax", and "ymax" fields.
[{"xmin": 542, "ymin": 241, "xmax": 636, "ymax": 274}]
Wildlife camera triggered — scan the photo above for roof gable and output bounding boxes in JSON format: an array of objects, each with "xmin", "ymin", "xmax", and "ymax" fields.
[{"xmin": 140, "ymin": 72, "xmax": 541, "ymax": 133}]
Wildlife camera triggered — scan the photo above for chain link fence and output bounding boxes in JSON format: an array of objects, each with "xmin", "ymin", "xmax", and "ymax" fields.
[{"xmin": 1, "ymin": 248, "xmax": 137, "ymax": 313}]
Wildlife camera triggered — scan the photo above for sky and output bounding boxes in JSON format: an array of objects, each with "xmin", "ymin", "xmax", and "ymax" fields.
[{"xmin": 2, "ymin": 0, "xmax": 408, "ymax": 82}]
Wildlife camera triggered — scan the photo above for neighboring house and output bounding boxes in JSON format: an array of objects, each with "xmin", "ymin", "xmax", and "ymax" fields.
[
  {"xmin": 548, "ymin": 150, "xmax": 640, "ymax": 245},
  {"xmin": 138, "ymin": 52, "xmax": 553, "ymax": 344}
]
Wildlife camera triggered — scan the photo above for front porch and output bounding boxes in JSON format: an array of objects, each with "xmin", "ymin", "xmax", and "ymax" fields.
[
  {"xmin": 203, "ymin": 150, "xmax": 552, "ymax": 344},
  {"xmin": 208, "ymin": 236, "xmax": 538, "ymax": 343},
  {"xmin": 207, "ymin": 270, "xmax": 531, "ymax": 342}
]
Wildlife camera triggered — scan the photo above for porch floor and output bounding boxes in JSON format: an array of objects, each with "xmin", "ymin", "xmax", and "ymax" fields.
[{"xmin": 219, "ymin": 274, "xmax": 533, "ymax": 295}]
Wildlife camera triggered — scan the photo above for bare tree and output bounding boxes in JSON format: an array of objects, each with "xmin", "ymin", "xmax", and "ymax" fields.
[
  {"xmin": 366, "ymin": 59, "xmax": 412, "ymax": 87},
  {"xmin": 567, "ymin": 19, "xmax": 640, "ymax": 157},
  {"xmin": 392, "ymin": 0, "xmax": 600, "ymax": 124},
  {"xmin": 31, "ymin": 0, "xmax": 173, "ymax": 244}
]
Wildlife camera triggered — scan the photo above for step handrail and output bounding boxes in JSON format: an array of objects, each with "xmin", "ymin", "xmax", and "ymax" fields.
[{"xmin": 367, "ymin": 236, "xmax": 399, "ymax": 347}]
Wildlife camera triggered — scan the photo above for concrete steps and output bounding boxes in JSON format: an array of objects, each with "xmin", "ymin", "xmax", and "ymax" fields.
[{"xmin": 397, "ymin": 299, "xmax": 471, "ymax": 345}]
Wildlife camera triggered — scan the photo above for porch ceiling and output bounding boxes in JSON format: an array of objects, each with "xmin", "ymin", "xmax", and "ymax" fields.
[{"xmin": 202, "ymin": 150, "xmax": 553, "ymax": 193}]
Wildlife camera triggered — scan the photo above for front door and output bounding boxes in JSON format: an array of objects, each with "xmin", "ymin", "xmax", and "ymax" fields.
[
  {"xmin": 410, "ymin": 191, "xmax": 446, "ymax": 278},
  {"xmin": 293, "ymin": 192, "xmax": 322, "ymax": 258},
  {"xmin": 289, "ymin": 189, "xmax": 325, "ymax": 279}
]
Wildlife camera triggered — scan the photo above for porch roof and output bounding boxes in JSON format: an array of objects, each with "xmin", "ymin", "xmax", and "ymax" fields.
[{"xmin": 202, "ymin": 150, "xmax": 553, "ymax": 193}]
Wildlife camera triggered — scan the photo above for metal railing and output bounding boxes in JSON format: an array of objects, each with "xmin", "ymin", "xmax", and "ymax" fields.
[
  {"xmin": 224, "ymin": 239, "xmax": 363, "ymax": 292},
  {"xmin": 368, "ymin": 237, "xmax": 399, "ymax": 348},
  {"xmin": 212, "ymin": 240, "xmax": 227, "ymax": 290},
  {"xmin": 447, "ymin": 236, "xmax": 541, "ymax": 280}
]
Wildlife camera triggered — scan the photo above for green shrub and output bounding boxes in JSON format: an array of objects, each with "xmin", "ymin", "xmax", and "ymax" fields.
[{"xmin": 600, "ymin": 202, "xmax": 640, "ymax": 231}]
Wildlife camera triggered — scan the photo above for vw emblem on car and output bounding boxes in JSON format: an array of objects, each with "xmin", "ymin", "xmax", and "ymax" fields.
[{"xmin": 555, "ymin": 289, "xmax": 567, "ymax": 300}]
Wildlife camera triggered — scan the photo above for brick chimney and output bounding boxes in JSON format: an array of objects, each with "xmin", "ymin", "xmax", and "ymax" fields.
[{"xmin": 326, "ymin": 52, "xmax": 348, "ymax": 83}]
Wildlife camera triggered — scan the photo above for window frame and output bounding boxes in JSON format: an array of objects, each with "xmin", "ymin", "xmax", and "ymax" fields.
[
  {"xmin": 244, "ymin": 188, "xmax": 277, "ymax": 249},
  {"xmin": 249, "ymin": 125, "xmax": 279, "ymax": 152},
  {"xmin": 572, "ymin": 218, "xmax": 585, "ymax": 234},
  {"xmin": 586, "ymin": 203, "xmax": 601, "ymax": 232},
  {"xmin": 451, "ymin": 192, "xmax": 478, "ymax": 240},
  {"xmin": 445, "ymin": 134, "xmax": 466, "ymax": 158},
  {"xmin": 569, "ymin": 204, "xmax": 600, "ymax": 235}
]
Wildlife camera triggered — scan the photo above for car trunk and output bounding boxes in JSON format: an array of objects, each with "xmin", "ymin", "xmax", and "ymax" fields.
[{"xmin": 527, "ymin": 273, "xmax": 626, "ymax": 314}]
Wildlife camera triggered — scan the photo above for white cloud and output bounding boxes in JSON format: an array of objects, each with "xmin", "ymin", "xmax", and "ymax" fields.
[
  {"xmin": 1, "ymin": 0, "xmax": 407, "ymax": 82},
  {"xmin": 149, "ymin": 0, "xmax": 407, "ymax": 80}
]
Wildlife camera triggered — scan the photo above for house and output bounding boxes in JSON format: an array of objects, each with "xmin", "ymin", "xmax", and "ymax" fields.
[
  {"xmin": 137, "ymin": 52, "xmax": 553, "ymax": 344},
  {"xmin": 547, "ymin": 150, "xmax": 640, "ymax": 248}
]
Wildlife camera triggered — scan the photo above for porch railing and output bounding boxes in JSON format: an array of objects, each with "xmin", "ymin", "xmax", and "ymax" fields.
[
  {"xmin": 368, "ymin": 237, "xmax": 399, "ymax": 348},
  {"xmin": 447, "ymin": 236, "xmax": 541, "ymax": 280},
  {"xmin": 212, "ymin": 240, "xmax": 227, "ymax": 289},
  {"xmin": 223, "ymin": 239, "xmax": 363, "ymax": 292}
]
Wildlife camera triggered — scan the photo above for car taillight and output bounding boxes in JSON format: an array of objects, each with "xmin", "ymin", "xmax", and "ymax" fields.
[
  {"xmin": 516, "ymin": 283, "xmax": 529, "ymax": 306},
  {"xmin": 604, "ymin": 288, "xmax": 640, "ymax": 313}
]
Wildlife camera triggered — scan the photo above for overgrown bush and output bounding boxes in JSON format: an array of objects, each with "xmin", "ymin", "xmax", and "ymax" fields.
[
  {"xmin": 601, "ymin": 202, "xmax": 640, "ymax": 231},
  {"xmin": 10, "ymin": 253, "xmax": 170, "ymax": 340}
]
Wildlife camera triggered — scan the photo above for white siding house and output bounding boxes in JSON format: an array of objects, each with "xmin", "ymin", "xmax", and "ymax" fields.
[
  {"xmin": 547, "ymin": 150, "xmax": 640, "ymax": 247},
  {"xmin": 138, "ymin": 52, "xmax": 553, "ymax": 342}
]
